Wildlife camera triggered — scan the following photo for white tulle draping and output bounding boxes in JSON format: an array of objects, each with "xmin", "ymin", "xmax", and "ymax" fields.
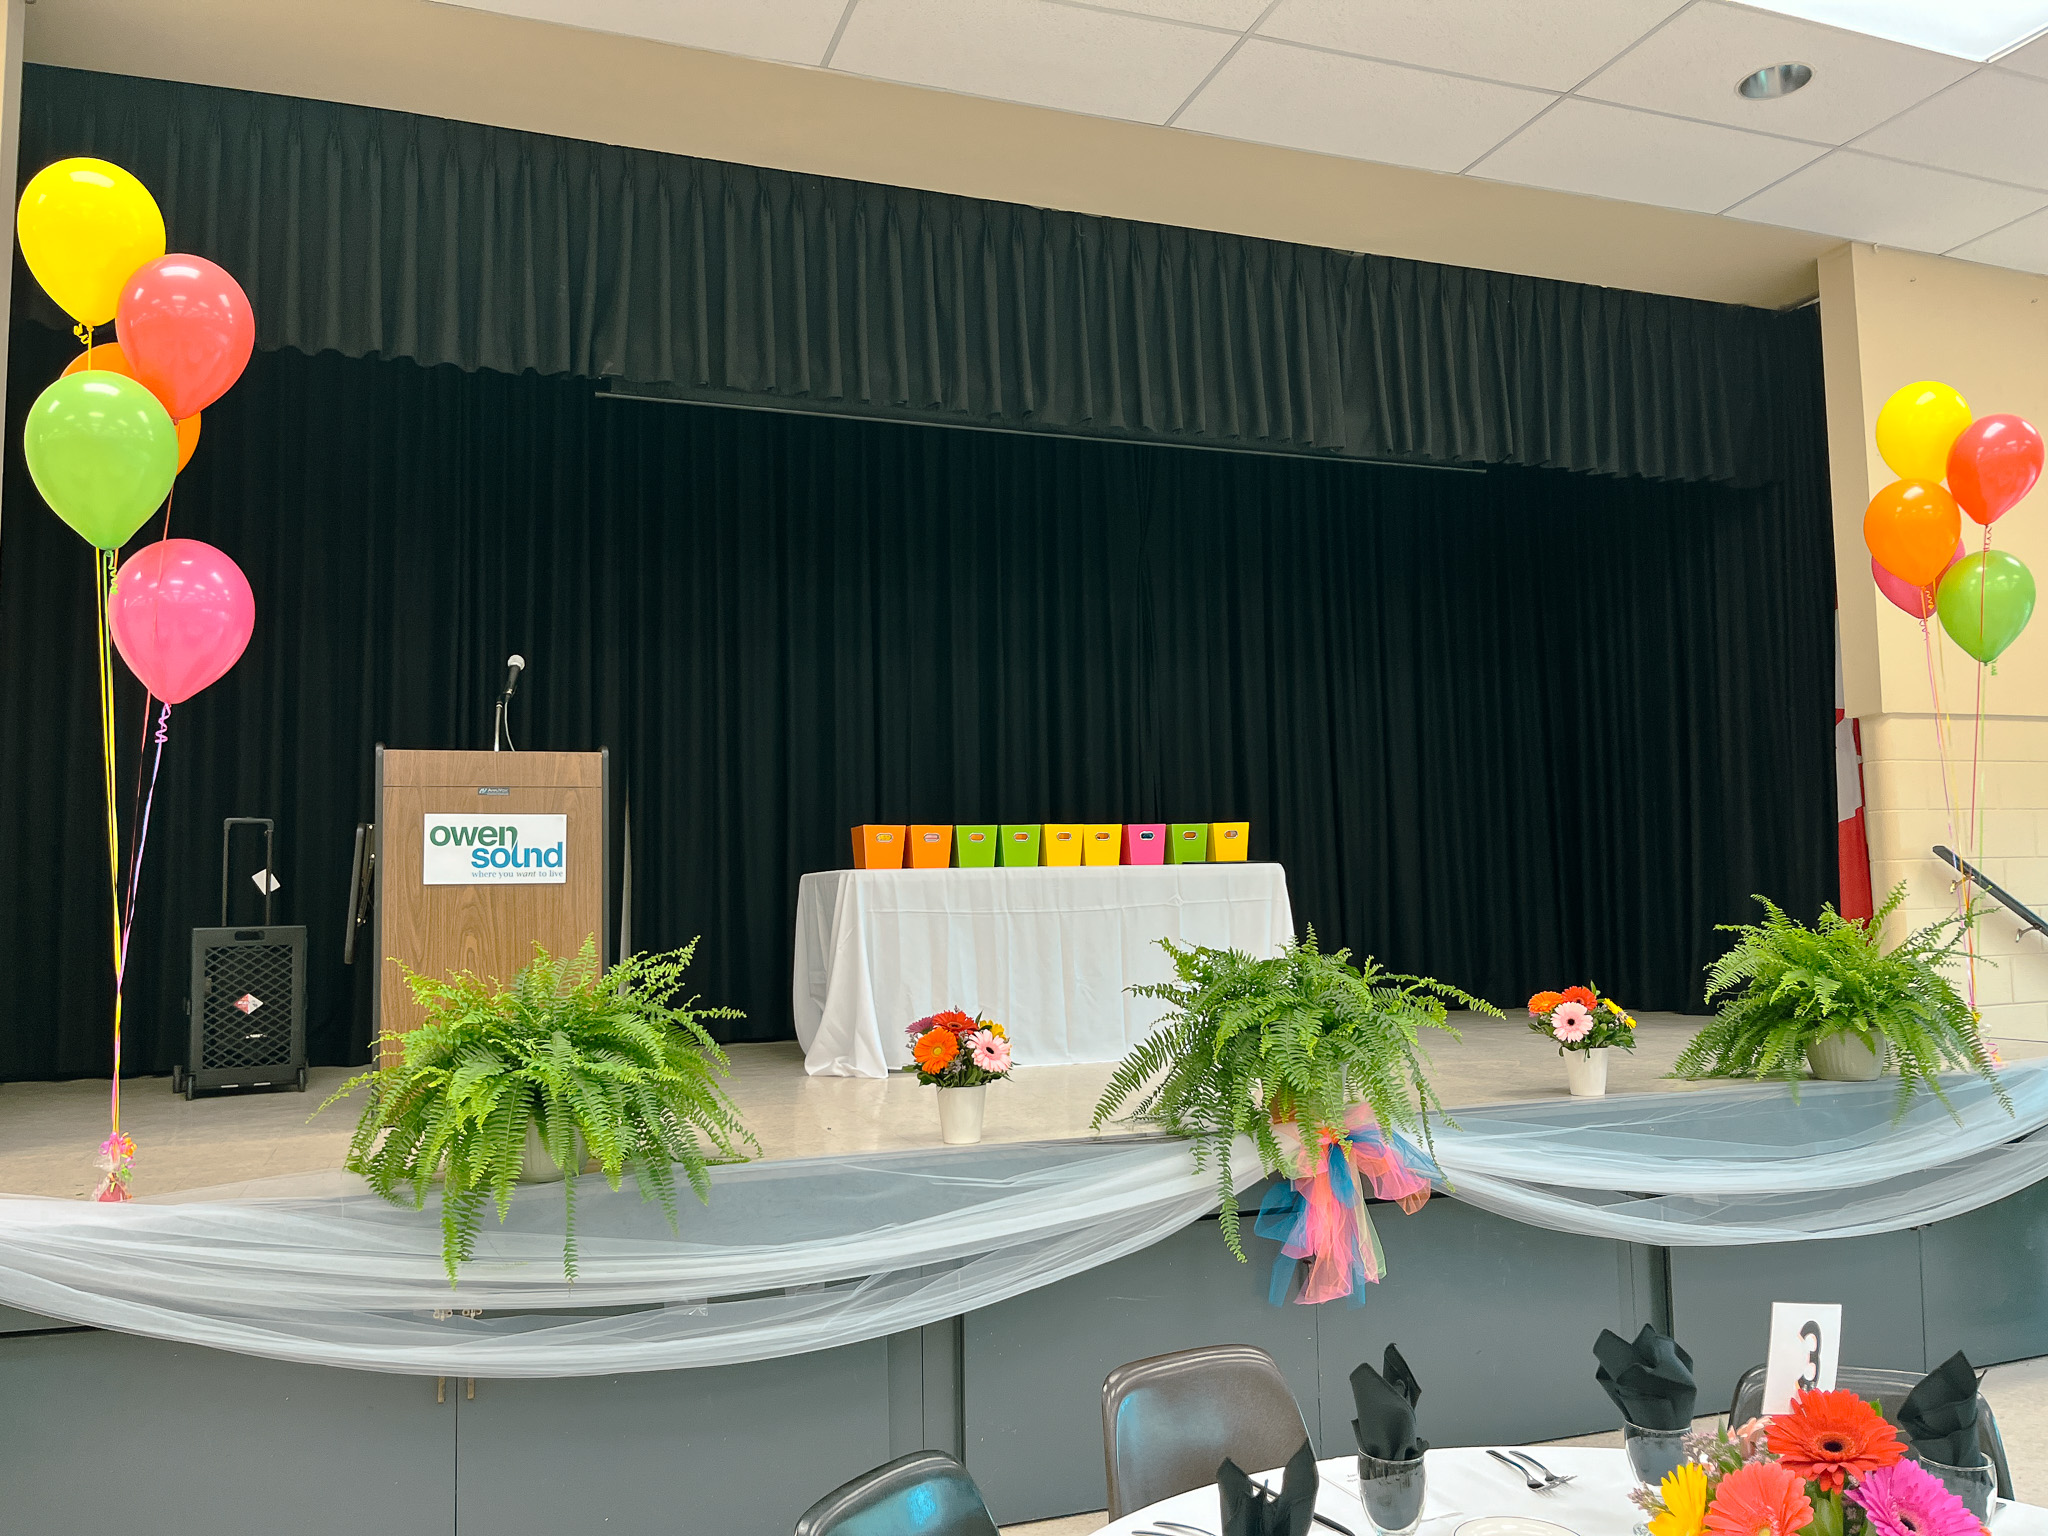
[{"xmin": 0, "ymin": 1066, "xmax": 2042, "ymax": 1376}]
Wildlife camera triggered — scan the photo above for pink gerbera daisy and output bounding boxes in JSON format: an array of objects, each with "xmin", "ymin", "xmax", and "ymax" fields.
[
  {"xmin": 1847, "ymin": 1458, "xmax": 1982, "ymax": 1536},
  {"xmin": 967, "ymin": 1029, "xmax": 1012, "ymax": 1073},
  {"xmin": 1550, "ymin": 1001, "xmax": 1593, "ymax": 1042}
]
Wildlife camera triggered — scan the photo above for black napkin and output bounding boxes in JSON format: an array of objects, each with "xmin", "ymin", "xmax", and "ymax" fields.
[
  {"xmin": 1900, "ymin": 1350, "xmax": 1984, "ymax": 1468},
  {"xmin": 1219, "ymin": 1440, "xmax": 1319, "ymax": 1536},
  {"xmin": 1351, "ymin": 1344, "xmax": 1428, "ymax": 1461},
  {"xmin": 1594, "ymin": 1325, "xmax": 1697, "ymax": 1431}
]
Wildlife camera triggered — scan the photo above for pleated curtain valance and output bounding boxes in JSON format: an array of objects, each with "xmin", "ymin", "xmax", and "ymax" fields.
[{"xmin": 20, "ymin": 64, "xmax": 1815, "ymax": 486}]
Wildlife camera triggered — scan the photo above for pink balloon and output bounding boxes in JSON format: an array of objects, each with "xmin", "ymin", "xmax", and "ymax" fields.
[
  {"xmin": 107, "ymin": 539, "xmax": 254, "ymax": 704},
  {"xmin": 115, "ymin": 255, "xmax": 255, "ymax": 420},
  {"xmin": 1872, "ymin": 536, "xmax": 1966, "ymax": 619}
]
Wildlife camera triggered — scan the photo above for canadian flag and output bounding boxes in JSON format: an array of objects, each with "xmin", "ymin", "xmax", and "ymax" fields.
[{"xmin": 1836, "ymin": 613, "xmax": 1874, "ymax": 921}]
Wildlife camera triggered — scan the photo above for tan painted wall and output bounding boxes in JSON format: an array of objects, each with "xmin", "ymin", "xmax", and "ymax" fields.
[{"xmin": 1820, "ymin": 243, "xmax": 2048, "ymax": 1039}]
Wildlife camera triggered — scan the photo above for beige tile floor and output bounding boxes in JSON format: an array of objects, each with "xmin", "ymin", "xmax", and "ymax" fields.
[
  {"xmin": 1003, "ymin": 1357, "xmax": 2048, "ymax": 1534},
  {"xmin": 19, "ymin": 1010, "xmax": 2026, "ymax": 1199}
]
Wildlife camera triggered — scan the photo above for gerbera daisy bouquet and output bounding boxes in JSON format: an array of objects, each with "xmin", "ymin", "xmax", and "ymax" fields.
[
  {"xmin": 1526, "ymin": 983, "xmax": 1638, "ymax": 1054},
  {"xmin": 1633, "ymin": 1389, "xmax": 1981, "ymax": 1536},
  {"xmin": 904, "ymin": 1008, "xmax": 1015, "ymax": 1086}
]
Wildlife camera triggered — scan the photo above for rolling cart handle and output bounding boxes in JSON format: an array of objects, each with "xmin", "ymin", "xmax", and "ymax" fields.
[{"xmin": 222, "ymin": 817, "xmax": 275, "ymax": 926}]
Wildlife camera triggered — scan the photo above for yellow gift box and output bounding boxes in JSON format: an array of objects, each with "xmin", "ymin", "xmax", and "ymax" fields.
[
  {"xmin": 1042, "ymin": 824, "xmax": 1085, "ymax": 867},
  {"xmin": 1083, "ymin": 824, "xmax": 1121, "ymax": 865},
  {"xmin": 1209, "ymin": 821, "xmax": 1250, "ymax": 862}
]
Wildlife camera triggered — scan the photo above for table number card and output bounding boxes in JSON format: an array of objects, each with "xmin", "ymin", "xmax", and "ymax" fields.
[{"xmin": 1762, "ymin": 1301, "xmax": 1841, "ymax": 1414}]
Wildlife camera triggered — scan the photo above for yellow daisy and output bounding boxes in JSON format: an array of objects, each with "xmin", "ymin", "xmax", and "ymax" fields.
[
  {"xmin": 1650, "ymin": 1463, "xmax": 1709, "ymax": 1536},
  {"xmin": 1603, "ymin": 997, "xmax": 1625, "ymax": 1015}
]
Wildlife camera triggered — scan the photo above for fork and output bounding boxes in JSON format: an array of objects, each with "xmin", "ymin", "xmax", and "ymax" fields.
[
  {"xmin": 1488, "ymin": 1449, "xmax": 1548, "ymax": 1491},
  {"xmin": 1503, "ymin": 1450, "xmax": 1576, "ymax": 1490}
]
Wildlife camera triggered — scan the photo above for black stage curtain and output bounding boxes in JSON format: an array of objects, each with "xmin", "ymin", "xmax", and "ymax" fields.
[
  {"xmin": 0, "ymin": 318, "xmax": 1835, "ymax": 1081},
  {"xmin": 22, "ymin": 64, "xmax": 1805, "ymax": 486}
]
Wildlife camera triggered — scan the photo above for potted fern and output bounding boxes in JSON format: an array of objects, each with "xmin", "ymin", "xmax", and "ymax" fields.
[
  {"xmin": 323, "ymin": 937, "xmax": 757, "ymax": 1284},
  {"xmin": 1673, "ymin": 888, "xmax": 2005, "ymax": 1112},
  {"xmin": 1091, "ymin": 931, "xmax": 1495, "ymax": 1283}
]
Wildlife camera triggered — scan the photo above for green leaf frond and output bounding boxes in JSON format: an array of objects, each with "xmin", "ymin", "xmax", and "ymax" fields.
[
  {"xmin": 318, "ymin": 935, "xmax": 759, "ymax": 1285},
  {"xmin": 1675, "ymin": 886, "xmax": 2008, "ymax": 1119},
  {"xmin": 1091, "ymin": 928, "xmax": 1495, "ymax": 1260}
]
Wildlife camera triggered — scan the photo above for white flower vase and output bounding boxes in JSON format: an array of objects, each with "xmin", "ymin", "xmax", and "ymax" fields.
[
  {"xmin": 1807, "ymin": 1032, "xmax": 1888, "ymax": 1081},
  {"xmin": 1563, "ymin": 1047, "xmax": 1611, "ymax": 1097},
  {"xmin": 936, "ymin": 1084, "xmax": 988, "ymax": 1145}
]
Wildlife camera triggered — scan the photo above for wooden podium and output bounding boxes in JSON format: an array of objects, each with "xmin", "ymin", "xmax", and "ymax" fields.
[{"xmin": 373, "ymin": 747, "xmax": 608, "ymax": 1065}]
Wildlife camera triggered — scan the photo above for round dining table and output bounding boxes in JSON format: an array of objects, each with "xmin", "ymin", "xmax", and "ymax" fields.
[{"xmin": 1091, "ymin": 1446, "xmax": 2048, "ymax": 1536}]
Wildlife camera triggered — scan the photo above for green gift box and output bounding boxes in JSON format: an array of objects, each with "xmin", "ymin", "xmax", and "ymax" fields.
[
  {"xmin": 999, "ymin": 824, "xmax": 1042, "ymax": 867},
  {"xmin": 954, "ymin": 825, "xmax": 998, "ymax": 868},
  {"xmin": 1168, "ymin": 823, "xmax": 1209, "ymax": 863}
]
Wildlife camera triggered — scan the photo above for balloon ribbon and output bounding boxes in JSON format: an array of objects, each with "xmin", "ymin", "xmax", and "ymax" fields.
[{"xmin": 1254, "ymin": 1104, "xmax": 1437, "ymax": 1306}]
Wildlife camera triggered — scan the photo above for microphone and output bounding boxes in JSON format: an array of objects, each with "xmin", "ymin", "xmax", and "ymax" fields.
[{"xmin": 501, "ymin": 654, "xmax": 526, "ymax": 699}]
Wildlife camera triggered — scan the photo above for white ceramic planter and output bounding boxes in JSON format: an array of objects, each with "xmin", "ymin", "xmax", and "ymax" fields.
[
  {"xmin": 937, "ymin": 1084, "xmax": 988, "ymax": 1145},
  {"xmin": 1807, "ymin": 1032, "xmax": 1887, "ymax": 1081},
  {"xmin": 518, "ymin": 1122, "xmax": 587, "ymax": 1182},
  {"xmin": 1563, "ymin": 1047, "xmax": 1611, "ymax": 1097}
]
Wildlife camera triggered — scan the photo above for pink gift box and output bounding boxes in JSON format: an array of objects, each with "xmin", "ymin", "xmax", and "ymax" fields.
[{"xmin": 1122, "ymin": 824, "xmax": 1167, "ymax": 865}]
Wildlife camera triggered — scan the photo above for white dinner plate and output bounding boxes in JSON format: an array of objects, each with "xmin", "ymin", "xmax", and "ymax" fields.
[{"xmin": 1456, "ymin": 1519, "xmax": 1580, "ymax": 1536}]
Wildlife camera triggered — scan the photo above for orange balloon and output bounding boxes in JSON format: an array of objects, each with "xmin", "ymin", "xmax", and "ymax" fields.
[
  {"xmin": 60, "ymin": 342, "xmax": 200, "ymax": 472},
  {"xmin": 1865, "ymin": 479, "xmax": 1962, "ymax": 587}
]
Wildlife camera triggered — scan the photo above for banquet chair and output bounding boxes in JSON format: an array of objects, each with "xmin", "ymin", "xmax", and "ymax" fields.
[
  {"xmin": 1101, "ymin": 1343, "xmax": 1314, "ymax": 1520},
  {"xmin": 792, "ymin": 1450, "xmax": 1000, "ymax": 1536},
  {"xmin": 1728, "ymin": 1364, "xmax": 2013, "ymax": 1499}
]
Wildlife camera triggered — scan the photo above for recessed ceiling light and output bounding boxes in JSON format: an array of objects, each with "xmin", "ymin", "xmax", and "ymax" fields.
[
  {"xmin": 1737, "ymin": 62, "xmax": 1815, "ymax": 98},
  {"xmin": 1736, "ymin": 3, "xmax": 2048, "ymax": 62}
]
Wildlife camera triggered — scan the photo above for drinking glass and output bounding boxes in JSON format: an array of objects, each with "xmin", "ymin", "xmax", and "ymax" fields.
[
  {"xmin": 1911, "ymin": 1452, "xmax": 1994, "ymax": 1521},
  {"xmin": 1356, "ymin": 1453, "xmax": 1427, "ymax": 1536},
  {"xmin": 1623, "ymin": 1420, "xmax": 1688, "ymax": 1488}
]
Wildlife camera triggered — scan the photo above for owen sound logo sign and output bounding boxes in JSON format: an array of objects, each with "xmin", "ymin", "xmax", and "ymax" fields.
[{"xmin": 422, "ymin": 814, "xmax": 568, "ymax": 885}]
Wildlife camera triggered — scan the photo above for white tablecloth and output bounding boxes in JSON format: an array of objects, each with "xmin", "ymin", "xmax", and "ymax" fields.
[
  {"xmin": 1092, "ymin": 1447, "xmax": 2048, "ymax": 1536},
  {"xmin": 790, "ymin": 864, "xmax": 1296, "ymax": 1077}
]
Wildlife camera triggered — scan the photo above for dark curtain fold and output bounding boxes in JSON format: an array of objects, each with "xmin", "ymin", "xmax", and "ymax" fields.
[
  {"xmin": 0, "ymin": 319, "xmax": 1835, "ymax": 1082},
  {"xmin": 23, "ymin": 64, "xmax": 1803, "ymax": 485}
]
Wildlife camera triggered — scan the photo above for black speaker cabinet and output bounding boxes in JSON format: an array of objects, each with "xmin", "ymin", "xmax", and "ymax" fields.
[{"xmin": 174, "ymin": 817, "xmax": 309, "ymax": 1099}]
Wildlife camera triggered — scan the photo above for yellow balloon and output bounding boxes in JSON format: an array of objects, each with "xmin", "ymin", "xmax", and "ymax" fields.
[
  {"xmin": 16, "ymin": 158, "xmax": 165, "ymax": 329},
  {"xmin": 1875, "ymin": 379, "xmax": 1973, "ymax": 483}
]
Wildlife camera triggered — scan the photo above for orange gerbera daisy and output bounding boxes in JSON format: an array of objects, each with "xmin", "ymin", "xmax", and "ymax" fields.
[
  {"xmin": 913, "ymin": 1028, "xmax": 960, "ymax": 1073},
  {"xmin": 1704, "ymin": 1461, "xmax": 1813, "ymax": 1536},
  {"xmin": 1768, "ymin": 1389, "xmax": 1902, "ymax": 1492},
  {"xmin": 928, "ymin": 1009, "xmax": 978, "ymax": 1033},
  {"xmin": 1560, "ymin": 985, "xmax": 1597, "ymax": 1008},
  {"xmin": 1528, "ymin": 990, "xmax": 1564, "ymax": 1016}
]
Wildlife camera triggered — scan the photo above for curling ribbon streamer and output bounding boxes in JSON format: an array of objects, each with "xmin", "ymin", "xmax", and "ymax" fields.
[
  {"xmin": 1253, "ymin": 1103, "xmax": 1437, "ymax": 1306},
  {"xmin": 92, "ymin": 548, "xmax": 131, "ymax": 1201}
]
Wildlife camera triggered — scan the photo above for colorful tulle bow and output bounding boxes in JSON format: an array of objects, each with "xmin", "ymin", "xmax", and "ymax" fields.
[{"xmin": 1254, "ymin": 1103, "xmax": 1437, "ymax": 1306}]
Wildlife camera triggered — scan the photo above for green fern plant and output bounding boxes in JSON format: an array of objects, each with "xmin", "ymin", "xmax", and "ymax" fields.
[
  {"xmin": 1673, "ymin": 886, "xmax": 2006, "ymax": 1116},
  {"xmin": 1090, "ymin": 930, "xmax": 1496, "ymax": 1259},
  {"xmin": 321, "ymin": 937, "xmax": 757, "ymax": 1284}
]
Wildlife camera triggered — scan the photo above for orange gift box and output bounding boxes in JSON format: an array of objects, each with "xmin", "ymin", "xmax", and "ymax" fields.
[
  {"xmin": 852, "ymin": 824, "xmax": 906, "ymax": 869},
  {"xmin": 908, "ymin": 824, "xmax": 953, "ymax": 868}
]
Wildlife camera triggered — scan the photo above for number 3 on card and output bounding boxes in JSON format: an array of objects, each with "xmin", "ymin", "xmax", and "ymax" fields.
[{"xmin": 1762, "ymin": 1301, "xmax": 1841, "ymax": 1414}]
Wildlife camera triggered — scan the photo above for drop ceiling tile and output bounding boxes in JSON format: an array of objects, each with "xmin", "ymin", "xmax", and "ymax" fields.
[
  {"xmin": 433, "ymin": 0, "xmax": 850, "ymax": 65},
  {"xmin": 1176, "ymin": 38, "xmax": 1554, "ymax": 173},
  {"xmin": 1070, "ymin": 0, "xmax": 1271, "ymax": 26},
  {"xmin": 1579, "ymin": 1, "xmax": 1973, "ymax": 145},
  {"xmin": 1259, "ymin": 0, "xmax": 1685, "ymax": 93},
  {"xmin": 1471, "ymin": 97, "xmax": 1825, "ymax": 213},
  {"xmin": 1728, "ymin": 150, "xmax": 2048, "ymax": 250},
  {"xmin": 1947, "ymin": 206, "xmax": 2048, "ymax": 273},
  {"xmin": 1853, "ymin": 70, "xmax": 2048, "ymax": 190},
  {"xmin": 1998, "ymin": 34, "xmax": 2048, "ymax": 80},
  {"xmin": 831, "ymin": 0, "xmax": 1236, "ymax": 122}
]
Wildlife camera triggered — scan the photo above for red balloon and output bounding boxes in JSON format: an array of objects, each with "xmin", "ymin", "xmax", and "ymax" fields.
[
  {"xmin": 114, "ymin": 255, "xmax": 254, "ymax": 421},
  {"xmin": 1947, "ymin": 414, "xmax": 2043, "ymax": 526},
  {"xmin": 106, "ymin": 539, "xmax": 255, "ymax": 704}
]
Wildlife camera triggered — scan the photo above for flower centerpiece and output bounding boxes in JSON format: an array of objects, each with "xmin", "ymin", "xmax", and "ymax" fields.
[
  {"xmin": 904, "ymin": 1009, "xmax": 1013, "ymax": 1145},
  {"xmin": 1527, "ymin": 982, "xmax": 1636, "ymax": 1098},
  {"xmin": 1637, "ymin": 1390, "xmax": 1981, "ymax": 1536}
]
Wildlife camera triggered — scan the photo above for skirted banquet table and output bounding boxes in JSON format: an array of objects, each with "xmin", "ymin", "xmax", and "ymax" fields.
[
  {"xmin": 791, "ymin": 863, "xmax": 1295, "ymax": 1076},
  {"xmin": 1093, "ymin": 1449, "xmax": 2048, "ymax": 1536}
]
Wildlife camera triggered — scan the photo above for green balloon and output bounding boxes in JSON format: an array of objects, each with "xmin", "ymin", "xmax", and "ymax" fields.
[
  {"xmin": 23, "ymin": 370, "xmax": 178, "ymax": 549},
  {"xmin": 1937, "ymin": 549, "xmax": 2036, "ymax": 664}
]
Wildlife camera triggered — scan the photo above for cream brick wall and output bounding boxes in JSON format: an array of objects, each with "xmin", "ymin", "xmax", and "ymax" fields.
[{"xmin": 1861, "ymin": 714, "xmax": 2048, "ymax": 1039}]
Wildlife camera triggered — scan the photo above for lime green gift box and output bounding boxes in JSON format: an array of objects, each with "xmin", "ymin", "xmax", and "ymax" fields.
[
  {"xmin": 999, "ymin": 824, "xmax": 1042, "ymax": 867},
  {"xmin": 1168, "ymin": 823, "xmax": 1209, "ymax": 863},
  {"xmin": 954, "ymin": 825, "xmax": 998, "ymax": 868}
]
